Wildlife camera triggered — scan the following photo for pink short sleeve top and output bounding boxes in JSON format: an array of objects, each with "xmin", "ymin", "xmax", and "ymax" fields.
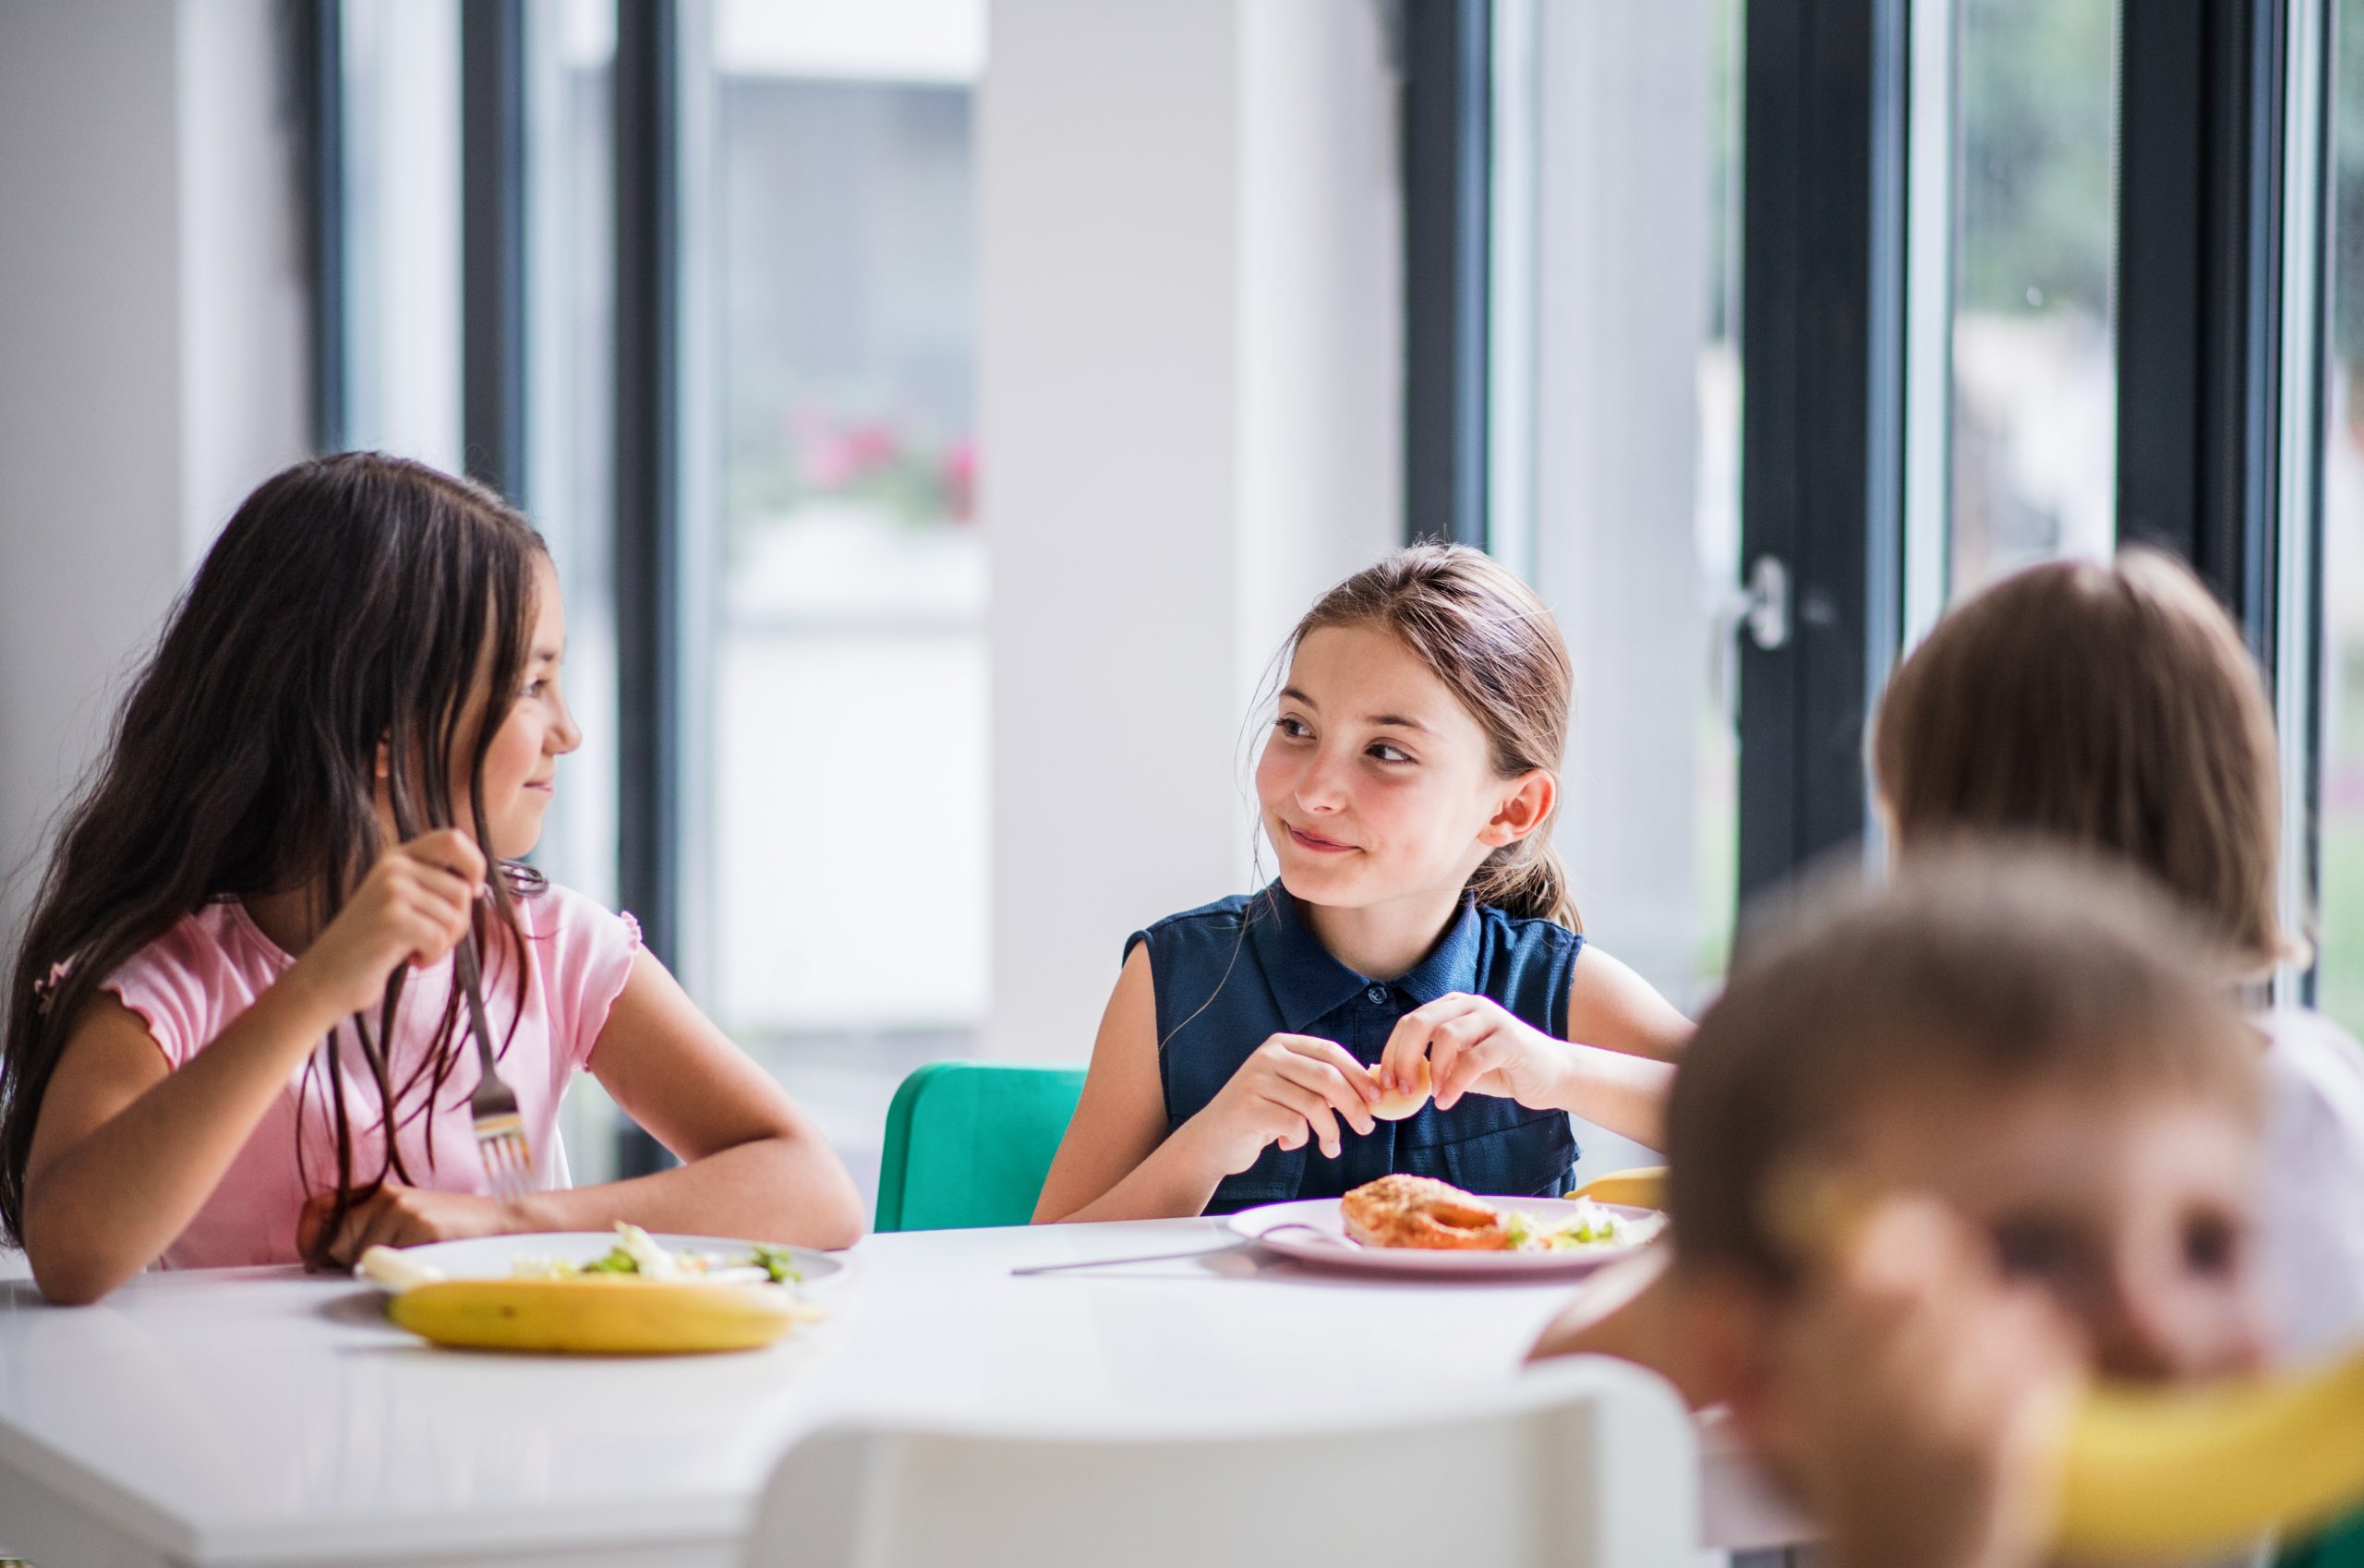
[{"xmin": 100, "ymin": 882, "xmax": 642, "ymax": 1269}]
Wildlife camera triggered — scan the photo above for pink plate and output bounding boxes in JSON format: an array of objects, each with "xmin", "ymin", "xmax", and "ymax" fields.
[{"xmin": 1225, "ymin": 1196, "xmax": 1661, "ymax": 1278}]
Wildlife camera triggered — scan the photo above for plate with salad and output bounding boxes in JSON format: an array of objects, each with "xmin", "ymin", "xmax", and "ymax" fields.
[
  {"xmin": 354, "ymin": 1223, "xmax": 848, "ymax": 1292},
  {"xmin": 1227, "ymin": 1176, "xmax": 1663, "ymax": 1277}
]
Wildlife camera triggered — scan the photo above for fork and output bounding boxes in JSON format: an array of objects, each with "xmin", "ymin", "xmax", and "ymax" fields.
[
  {"xmin": 454, "ymin": 932, "xmax": 534, "ymax": 1200},
  {"xmin": 1008, "ymin": 1224, "xmax": 1358, "ymax": 1276}
]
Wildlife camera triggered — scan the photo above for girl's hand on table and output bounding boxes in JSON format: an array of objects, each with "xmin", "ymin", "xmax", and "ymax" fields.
[
  {"xmin": 1379, "ymin": 992, "xmax": 1575, "ymax": 1112},
  {"xmin": 283, "ymin": 830, "xmax": 488, "ymax": 1019},
  {"xmin": 1767, "ymin": 1195, "xmax": 2081, "ymax": 1568},
  {"xmin": 298, "ymin": 1183, "xmax": 528, "ymax": 1269},
  {"xmin": 1181, "ymin": 1034, "xmax": 1380, "ymax": 1171}
]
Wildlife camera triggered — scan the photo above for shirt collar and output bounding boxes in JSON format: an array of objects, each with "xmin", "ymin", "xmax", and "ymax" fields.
[
  {"xmin": 1246, "ymin": 882, "xmax": 1484, "ymax": 1031},
  {"xmin": 1392, "ymin": 895, "xmax": 1485, "ymax": 1006}
]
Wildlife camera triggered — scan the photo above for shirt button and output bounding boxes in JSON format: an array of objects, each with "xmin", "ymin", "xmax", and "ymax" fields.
[{"xmin": 1366, "ymin": 984, "xmax": 1390, "ymax": 1006}]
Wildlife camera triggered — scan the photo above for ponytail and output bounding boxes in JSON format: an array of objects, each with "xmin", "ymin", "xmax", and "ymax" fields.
[{"xmin": 1471, "ymin": 837, "xmax": 1582, "ymax": 931}]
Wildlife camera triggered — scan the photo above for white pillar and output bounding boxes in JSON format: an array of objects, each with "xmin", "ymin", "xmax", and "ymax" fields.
[
  {"xmin": 0, "ymin": 0, "xmax": 309, "ymax": 948},
  {"xmin": 980, "ymin": 0, "xmax": 1401, "ymax": 1060}
]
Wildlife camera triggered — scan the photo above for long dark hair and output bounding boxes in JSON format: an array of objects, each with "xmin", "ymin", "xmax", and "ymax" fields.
[{"xmin": 0, "ymin": 452, "xmax": 549, "ymax": 1260}]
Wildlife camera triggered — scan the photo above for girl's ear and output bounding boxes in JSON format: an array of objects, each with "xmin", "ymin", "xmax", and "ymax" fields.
[
  {"xmin": 1480, "ymin": 769, "xmax": 1556, "ymax": 847},
  {"xmin": 373, "ymin": 741, "xmax": 391, "ymax": 781}
]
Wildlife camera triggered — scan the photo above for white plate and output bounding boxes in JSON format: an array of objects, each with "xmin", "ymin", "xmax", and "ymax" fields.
[
  {"xmin": 1225, "ymin": 1196, "xmax": 1660, "ymax": 1278},
  {"xmin": 354, "ymin": 1232, "xmax": 848, "ymax": 1291}
]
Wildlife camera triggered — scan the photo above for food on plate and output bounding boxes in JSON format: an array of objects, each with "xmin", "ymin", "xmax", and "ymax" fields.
[
  {"xmin": 1369, "ymin": 1058, "xmax": 1433, "ymax": 1121},
  {"xmin": 356, "ymin": 1245, "xmax": 446, "ymax": 1291},
  {"xmin": 368, "ymin": 1225, "xmax": 825, "ymax": 1355},
  {"xmin": 1339, "ymin": 1174, "xmax": 1663, "ymax": 1253},
  {"xmin": 1503, "ymin": 1201, "xmax": 1645, "ymax": 1250},
  {"xmin": 508, "ymin": 1223, "xmax": 802, "ymax": 1285},
  {"xmin": 387, "ymin": 1275, "xmax": 819, "ymax": 1355},
  {"xmin": 1341, "ymin": 1174, "xmax": 1512, "ymax": 1249}
]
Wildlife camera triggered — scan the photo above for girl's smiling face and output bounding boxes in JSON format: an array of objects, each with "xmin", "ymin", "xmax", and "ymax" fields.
[
  {"xmin": 1255, "ymin": 624, "xmax": 1552, "ymax": 912},
  {"xmin": 454, "ymin": 555, "xmax": 580, "ymax": 860}
]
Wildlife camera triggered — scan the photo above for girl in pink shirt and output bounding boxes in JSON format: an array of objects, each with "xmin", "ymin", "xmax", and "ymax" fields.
[{"xmin": 1, "ymin": 453, "xmax": 863, "ymax": 1302}]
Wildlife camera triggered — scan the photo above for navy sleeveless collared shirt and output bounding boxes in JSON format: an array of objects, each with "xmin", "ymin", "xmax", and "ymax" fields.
[{"xmin": 1128, "ymin": 883, "xmax": 1583, "ymax": 1214}]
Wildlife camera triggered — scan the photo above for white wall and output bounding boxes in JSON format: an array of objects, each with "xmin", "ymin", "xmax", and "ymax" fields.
[
  {"xmin": 980, "ymin": 0, "xmax": 1402, "ymax": 1060},
  {"xmin": 0, "ymin": 0, "xmax": 309, "ymax": 948}
]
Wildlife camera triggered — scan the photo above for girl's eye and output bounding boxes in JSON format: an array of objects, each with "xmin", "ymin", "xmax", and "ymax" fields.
[
  {"xmin": 1368, "ymin": 743, "xmax": 1413, "ymax": 764},
  {"xmin": 1273, "ymin": 716, "xmax": 1311, "ymax": 740}
]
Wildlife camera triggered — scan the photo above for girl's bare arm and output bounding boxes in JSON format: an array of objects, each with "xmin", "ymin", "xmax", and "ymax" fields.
[
  {"xmin": 1565, "ymin": 946, "xmax": 1695, "ymax": 1063},
  {"xmin": 1033, "ymin": 947, "xmax": 1230, "ymax": 1223},
  {"xmin": 515, "ymin": 949, "xmax": 866, "ymax": 1248},
  {"xmin": 23, "ymin": 980, "xmax": 346, "ymax": 1304}
]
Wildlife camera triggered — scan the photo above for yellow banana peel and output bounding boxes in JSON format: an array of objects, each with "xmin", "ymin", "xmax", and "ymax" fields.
[
  {"xmin": 386, "ymin": 1276, "xmax": 817, "ymax": 1355},
  {"xmin": 2056, "ymin": 1345, "xmax": 2364, "ymax": 1560},
  {"xmin": 1570, "ymin": 1166, "xmax": 1666, "ymax": 1211}
]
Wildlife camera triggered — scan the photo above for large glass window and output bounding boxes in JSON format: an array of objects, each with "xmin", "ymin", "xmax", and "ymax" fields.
[
  {"xmin": 1510, "ymin": 0, "xmax": 1742, "ymax": 1010},
  {"xmin": 336, "ymin": 0, "xmax": 462, "ymax": 467},
  {"xmin": 2314, "ymin": 0, "xmax": 2364, "ymax": 1032},
  {"xmin": 1944, "ymin": 0, "xmax": 2118, "ymax": 599},
  {"xmin": 524, "ymin": 0, "xmax": 623, "ymax": 1184},
  {"xmin": 696, "ymin": 0, "xmax": 988, "ymax": 1164}
]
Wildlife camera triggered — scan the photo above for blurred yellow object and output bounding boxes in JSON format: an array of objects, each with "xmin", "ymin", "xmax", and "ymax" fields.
[
  {"xmin": 386, "ymin": 1276, "xmax": 814, "ymax": 1355},
  {"xmin": 2056, "ymin": 1346, "xmax": 2364, "ymax": 1560},
  {"xmin": 1569, "ymin": 1166, "xmax": 1665, "ymax": 1211},
  {"xmin": 1761, "ymin": 1164, "xmax": 2364, "ymax": 1557}
]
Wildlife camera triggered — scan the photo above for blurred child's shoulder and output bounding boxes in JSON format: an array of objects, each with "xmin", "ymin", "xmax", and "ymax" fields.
[{"xmin": 2258, "ymin": 1007, "xmax": 2364, "ymax": 1116}]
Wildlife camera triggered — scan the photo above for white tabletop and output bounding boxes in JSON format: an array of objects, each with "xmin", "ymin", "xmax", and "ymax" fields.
[{"xmin": 0, "ymin": 1220, "xmax": 1807, "ymax": 1567}]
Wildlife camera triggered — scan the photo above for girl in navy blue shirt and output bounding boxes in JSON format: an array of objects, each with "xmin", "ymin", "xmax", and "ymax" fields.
[{"xmin": 1036, "ymin": 545, "xmax": 1693, "ymax": 1221}]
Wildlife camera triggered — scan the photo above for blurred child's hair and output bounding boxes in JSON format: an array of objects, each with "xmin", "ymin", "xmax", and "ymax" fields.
[
  {"xmin": 1667, "ymin": 851, "xmax": 2260, "ymax": 1291},
  {"xmin": 1872, "ymin": 549, "xmax": 2291, "ymax": 975},
  {"xmin": 0, "ymin": 452, "xmax": 549, "ymax": 1260},
  {"xmin": 1285, "ymin": 543, "xmax": 1580, "ymax": 928}
]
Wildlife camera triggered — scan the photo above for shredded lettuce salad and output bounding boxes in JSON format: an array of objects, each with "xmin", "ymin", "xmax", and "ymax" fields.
[
  {"xmin": 1502, "ymin": 1200, "xmax": 1664, "ymax": 1253},
  {"xmin": 513, "ymin": 1223, "xmax": 802, "ymax": 1284}
]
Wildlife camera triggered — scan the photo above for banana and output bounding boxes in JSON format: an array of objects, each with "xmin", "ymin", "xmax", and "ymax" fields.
[
  {"xmin": 1569, "ymin": 1166, "xmax": 1666, "ymax": 1211},
  {"xmin": 2056, "ymin": 1345, "xmax": 2364, "ymax": 1559},
  {"xmin": 386, "ymin": 1276, "xmax": 816, "ymax": 1355}
]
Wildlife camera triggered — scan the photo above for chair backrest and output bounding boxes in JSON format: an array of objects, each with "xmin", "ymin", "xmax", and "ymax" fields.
[
  {"xmin": 748, "ymin": 1359, "xmax": 1699, "ymax": 1568},
  {"xmin": 873, "ymin": 1061, "xmax": 1087, "ymax": 1233}
]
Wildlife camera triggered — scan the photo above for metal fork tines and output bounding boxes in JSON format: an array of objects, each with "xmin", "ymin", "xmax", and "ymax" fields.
[{"xmin": 453, "ymin": 932, "xmax": 534, "ymax": 1200}]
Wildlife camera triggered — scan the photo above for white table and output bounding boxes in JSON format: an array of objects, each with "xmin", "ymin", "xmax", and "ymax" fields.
[{"xmin": 0, "ymin": 1220, "xmax": 1807, "ymax": 1566}]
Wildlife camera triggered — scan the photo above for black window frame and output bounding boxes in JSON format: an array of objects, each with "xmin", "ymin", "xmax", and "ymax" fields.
[
  {"xmin": 1400, "ymin": 0, "xmax": 2334, "ymax": 932},
  {"xmin": 302, "ymin": 0, "xmax": 2345, "ymax": 1138}
]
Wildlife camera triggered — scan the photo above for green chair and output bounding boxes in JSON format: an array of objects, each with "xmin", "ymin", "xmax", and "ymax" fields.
[
  {"xmin": 2281, "ymin": 1510, "xmax": 2364, "ymax": 1568},
  {"xmin": 874, "ymin": 1062, "xmax": 1087, "ymax": 1233}
]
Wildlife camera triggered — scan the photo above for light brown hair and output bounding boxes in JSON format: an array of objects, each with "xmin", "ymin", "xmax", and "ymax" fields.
[
  {"xmin": 1666, "ymin": 852, "xmax": 2260, "ymax": 1289},
  {"xmin": 1286, "ymin": 543, "xmax": 1580, "ymax": 928},
  {"xmin": 1872, "ymin": 549, "xmax": 2292, "ymax": 975}
]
